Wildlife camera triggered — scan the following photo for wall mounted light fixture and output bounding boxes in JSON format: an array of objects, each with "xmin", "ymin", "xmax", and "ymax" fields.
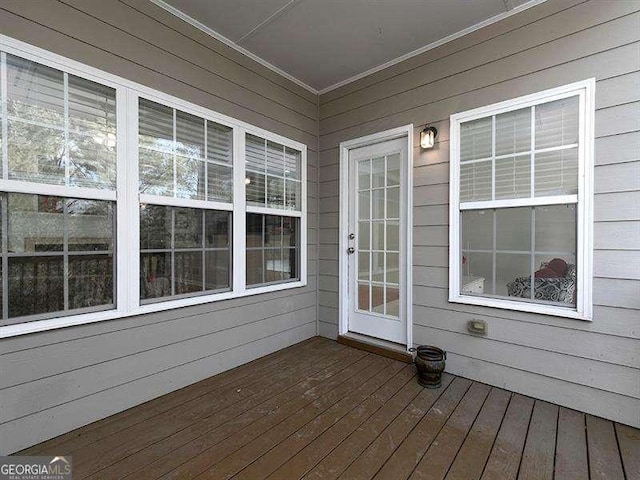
[{"xmin": 420, "ymin": 126, "xmax": 438, "ymax": 149}]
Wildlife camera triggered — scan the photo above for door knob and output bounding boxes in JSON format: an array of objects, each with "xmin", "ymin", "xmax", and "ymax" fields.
[
  {"xmin": 348, "ymin": 233, "xmax": 355, "ymax": 240},
  {"xmin": 347, "ymin": 247, "xmax": 355, "ymax": 254}
]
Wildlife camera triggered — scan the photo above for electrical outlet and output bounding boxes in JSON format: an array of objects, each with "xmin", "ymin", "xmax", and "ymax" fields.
[{"xmin": 467, "ymin": 319, "xmax": 488, "ymax": 335}]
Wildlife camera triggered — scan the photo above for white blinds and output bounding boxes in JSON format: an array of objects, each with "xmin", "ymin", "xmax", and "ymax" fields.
[
  {"xmin": 245, "ymin": 133, "xmax": 301, "ymax": 211},
  {"xmin": 459, "ymin": 95, "xmax": 579, "ymax": 203},
  {"xmin": 138, "ymin": 98, "xmax": 234, "ymax": 202}
]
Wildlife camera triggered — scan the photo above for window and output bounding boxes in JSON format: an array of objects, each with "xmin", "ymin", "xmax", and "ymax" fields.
[
  {"xmin": 0, "ymin": 51, "xmax": 118, "ymax": 327},
  {"xmin": 0, "ymin": 36, "xmax": 306, "ymax": 337},
  {"xmin": 244, "ymin": 133, "xmax": 302, "ymax": 288},
  {"xmin": 137, "ymin": 98, "xmax": 235, "ymax": 303},
  {"xmin": 140, "ymin": 205, "xmax": 231, "ymax": 301},
  {"xmin": 449, "ymin": 80, "xmax": 594, "ymax": 320},
  {"xmin": 246, "ymin": 214, "xmax": 299, "ymax": 286}
]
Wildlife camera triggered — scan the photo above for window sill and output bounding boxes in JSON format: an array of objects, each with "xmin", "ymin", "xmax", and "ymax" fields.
[
  {"xmin": 0, "ymin": 280, "xmax": 307, "ymax": 338},
  {"xmin": 448, "ymin": 293, "xmax": 592, "ymax": 321}
]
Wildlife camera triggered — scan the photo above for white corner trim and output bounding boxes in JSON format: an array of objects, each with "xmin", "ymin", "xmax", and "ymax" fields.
[
  {"xmin": 317, "ymin": 0, "xmax": 548, "ymax": 95},
  {"xmin": 148, "ymin": 0, "xmax": 319, "ymax": 95}
]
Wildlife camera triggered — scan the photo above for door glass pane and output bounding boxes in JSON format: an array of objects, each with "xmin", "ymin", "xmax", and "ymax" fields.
[
  {"xmin": 371, "ymin": 283, "xmax": 384, "ymax": 314},
  {"xmin": 371, "ymin": 189, "xmax": 385, "ymax": 220},
  {"xmin": 387, "ymin": 154, "xmax": 400, "ymax": 186},
  {"xmin": 358, "ymin": 191, "xmax": 370, "ymax": 219},
  {"xmin": 358, "ymin": 159, "xmax": 370, "ymax": 189},
  {"xmin": 385, "ymin": 285, "xmax": 400, "ymax": 317},
  {"xmin": 386, "ymin": 221, "xmax": 399, "ymax": 252},
  {"xmin": 371, "ymin": 221, "xmax": 384, "ymax": 250},
  {"xmin": 358, "ymin": 252, "xmax": 369, "ymax": 281},
  {"xmin": 387, "ymin": 187, "xmax": 400, "ymax": 219},
  {"xmin": 387, "ymin": 253, "xmax": 399, "ymax": 284},
  {"xmin": 371, "ymin": 157, "xmax": 385, "ymax": 188},
  {"xmin": 371, "ymin": 252, "xmax": 384, "ymax": 282},
  {"xmin": 358, "ymin": 282, "xmax": 370, "ymax": 311},
  {"xmin": 358, "ymin": 221, "xmax": 369, "ymax": 250}
]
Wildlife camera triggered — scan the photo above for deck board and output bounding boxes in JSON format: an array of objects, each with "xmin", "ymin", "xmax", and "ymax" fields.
[
  {"xmin": 518, "ymin": 400, "xmax": 559, "ymax": 480},
  {"xmin": 409, "ymin": 382, "xmax": 491, "ymax": 480},
  {"xmin": 554, "ymin": 407, "xmax": 589, "ymax": 480},
  {"xmin": 17, "ymin": 337, "xmax": 637, "ymax": 480},
  {"xmin": 587, "ymin": 414, "xmax": 626, "ymax": 480},
  {"xmin": 480, "ymin": 394, "xmax": 534, "ymax": 480},
  {"xmin": 616, "ymin": 423, "xmax": 640, "ymax": 480},
  {"xmin": 444, "ymin": 388, "xmax": 512, "ymax": 480}
]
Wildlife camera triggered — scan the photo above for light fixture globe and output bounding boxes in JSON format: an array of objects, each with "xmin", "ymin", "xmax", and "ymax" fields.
[{"xmin": 420, "ymin": 126, "xmax": 438, "ymax": 149}]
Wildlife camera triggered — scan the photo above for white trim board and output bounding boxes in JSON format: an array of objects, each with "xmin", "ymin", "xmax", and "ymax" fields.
[{"xmin": 149, "ymin": 0, "xmax": 548, "ymax": 95}]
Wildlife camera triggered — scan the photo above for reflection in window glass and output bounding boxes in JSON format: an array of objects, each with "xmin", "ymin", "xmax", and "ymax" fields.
[
  {"xmin": 245, "ymin": 134, "xmax": 301, "ymax": 210},
  {"xmin": 138, "ymin": 98, "xmax": 233, "ymax": 202},
  {"xmin": 460, "ymin": 206, "xmax": 576, "ymax": 307},
  {"xmin": 246, "ymin": 214, "xmax": 299, "ymax": 287},
  {"xmin": 140, "ymin": 205, "xmax": 231, "ymax": 302},
  {"xmin": 6, "ymin": 54, "xmax": 117, "ymax": 189},
  {"xmin": 4, "ymin": 193, "xmax": 115, "ymax": 320}
]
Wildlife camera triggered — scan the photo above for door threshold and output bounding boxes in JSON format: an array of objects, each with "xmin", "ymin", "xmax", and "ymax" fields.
[{"xmin": 338, "ymin": 332, "xmax": 413, "ymax": 363}]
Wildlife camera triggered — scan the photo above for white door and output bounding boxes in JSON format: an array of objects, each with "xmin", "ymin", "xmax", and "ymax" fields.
[{"xmin": 346, "ymin": 137, "xmax": 408, "ymax": 344}]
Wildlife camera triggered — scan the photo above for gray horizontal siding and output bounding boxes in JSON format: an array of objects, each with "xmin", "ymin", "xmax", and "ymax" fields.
[
  {"xmin": 0, "ymin": 0, "xmax": 319, "ymax": 455},
  {"xmin": 318, "ymin": 0, "xmax": 640, "ymax": 428}
]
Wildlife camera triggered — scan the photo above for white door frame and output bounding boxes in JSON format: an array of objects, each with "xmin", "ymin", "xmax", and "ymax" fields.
[{"xmin": 338, "ymin": 124, "xmax": 413, "ymax": 350}]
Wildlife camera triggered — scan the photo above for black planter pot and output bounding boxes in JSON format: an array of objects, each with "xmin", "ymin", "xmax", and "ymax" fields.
[{"xmin": 410, "ymin": 345, "xmax": 446, "ymax": 388}]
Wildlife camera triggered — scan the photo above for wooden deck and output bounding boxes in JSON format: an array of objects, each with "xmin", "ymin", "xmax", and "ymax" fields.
[{"xmin": 19, "ymin": 337, "xmax": 639, "ymax": 480}]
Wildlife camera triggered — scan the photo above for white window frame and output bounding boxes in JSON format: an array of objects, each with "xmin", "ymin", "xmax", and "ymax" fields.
[
  {"xmin": 0, "ymin": 34, "xmax": 306, "ymax": 338},
  {"xmin": 449, "ymin": 79, "xmax": 594, "ymax": 321}
]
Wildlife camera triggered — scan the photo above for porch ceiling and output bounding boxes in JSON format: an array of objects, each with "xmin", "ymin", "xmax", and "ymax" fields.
[{"xmin": 157, "ymin": 0, "xmax": 536, "ymax": 91}]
